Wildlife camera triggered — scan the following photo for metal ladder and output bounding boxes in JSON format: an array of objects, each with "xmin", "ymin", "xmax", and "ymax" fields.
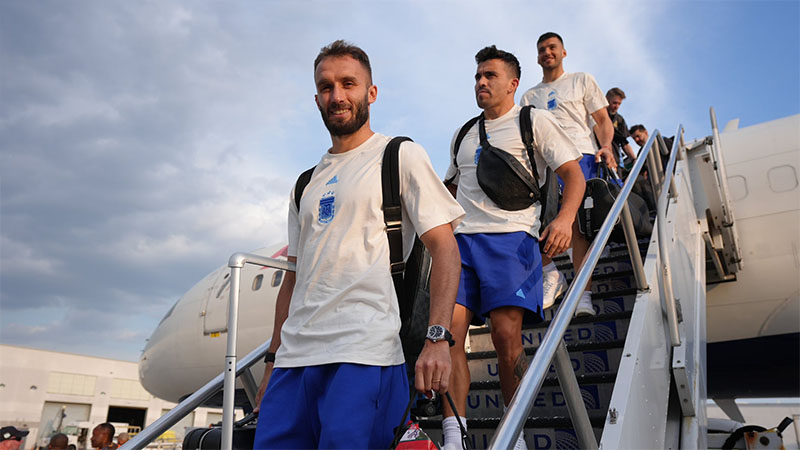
[
  {"xmin": 487, "ymin": 125, "xmax": 686, "ymax": 449},
  {"xmin": 122, "ymin": 254, "xmax": 292, "ymax": 449}
]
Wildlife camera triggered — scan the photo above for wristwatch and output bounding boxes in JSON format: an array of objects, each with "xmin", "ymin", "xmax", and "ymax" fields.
[{"xmin": 426, "ymin": 325, "xmax": 455, "ymax": 347}]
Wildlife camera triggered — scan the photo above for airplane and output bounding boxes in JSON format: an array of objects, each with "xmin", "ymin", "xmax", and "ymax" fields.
[{"xmin": 138, "ymin": 112, "xmax": 799, "ymax": 416}]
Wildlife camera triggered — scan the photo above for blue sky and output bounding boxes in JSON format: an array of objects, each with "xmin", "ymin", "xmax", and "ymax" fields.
[{"xmin": 1, "ymin": 1, "xmax": 798, "ymax": 362}]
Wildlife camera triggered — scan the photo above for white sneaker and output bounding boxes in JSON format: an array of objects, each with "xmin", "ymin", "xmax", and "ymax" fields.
[
  {"xmin": 575, "ymin": 292, "xmax": 596, "ymax": 317},
  {"xmin": 514, "ymin": 432, "xmax": 527, "ymax": 450},
  {"xmin": 542, "ymin": 268, "xmax": 567, "ymax": 309}
]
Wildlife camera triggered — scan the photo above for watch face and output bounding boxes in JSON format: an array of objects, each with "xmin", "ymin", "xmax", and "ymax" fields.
[{"xmin": 427, "ymin": 325, "xmax": 444, "ymax": 340}]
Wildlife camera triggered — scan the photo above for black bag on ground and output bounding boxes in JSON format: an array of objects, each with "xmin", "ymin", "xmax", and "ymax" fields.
[
  {"xmin": 579, "ymin": 162, "xmax": 653, "ymax": 243},
  {"xmin": 183, "ymin": 413, "xmax": 256, "ymax": 450},
  {"xmin": 293, "ymin": 137, "xmax": 430, "ymax": 373}
]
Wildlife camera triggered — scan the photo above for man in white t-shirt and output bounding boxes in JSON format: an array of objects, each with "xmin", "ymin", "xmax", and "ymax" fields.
[
  {"xmin": 442, "ymin": 46, "xmax": 585, "ymax": 450},
  {"xmin": 520, "ymin": 32, "xmax": 617, "ymax": 317},
  {"xmin": 252, "ymin": 40, "xmax": 465, "ymax": 449}
]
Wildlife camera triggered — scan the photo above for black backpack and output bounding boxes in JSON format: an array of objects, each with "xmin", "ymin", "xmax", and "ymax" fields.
[
  {"xmin": 578, "ymin": 161, "xmax": 653, "ymax": 243},
  {"xmin": 293, "ymin": 137, "xmax": 432, "ymax": 372},
  {"xmin": 445, "ymin": 105, "xmax": 559, "ymax": 239}
]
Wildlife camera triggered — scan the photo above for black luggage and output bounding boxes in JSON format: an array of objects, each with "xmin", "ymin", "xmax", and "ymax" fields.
[{"xmin": 182, "ymin": 413, "xmax": 256, "ymax": 450}]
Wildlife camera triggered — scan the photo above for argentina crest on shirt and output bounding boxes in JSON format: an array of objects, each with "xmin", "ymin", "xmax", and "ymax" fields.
[
  {"xmin": 319, "ymin": 190, "xmax": 335, "ymax": 224},
  {"xmin": 547, "ymin": 90, "xmax": 558, "ymax": 110}
]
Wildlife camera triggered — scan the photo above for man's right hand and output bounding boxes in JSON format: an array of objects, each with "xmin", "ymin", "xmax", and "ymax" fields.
[
  {"xmin": 539, "ymin": 215, "xmax": 573, "ymax": 258},
  {"xmin": 252, "ymin": 362, "xmax": 273, "ymax": 413}
]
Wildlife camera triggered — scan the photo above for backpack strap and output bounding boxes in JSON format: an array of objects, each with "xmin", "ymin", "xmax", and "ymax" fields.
[
  {"xmin": 293, "ymin": 166, "xmax": 316, "ymax": 211},
  {"xmin": 444, "ymin": 115, "xmax": 480, "ymax": 186},
  {"xmin": 381, "ymin": 136, "xmax": 413, "ymax": 298},
  {"xmin": 519, "ymin": 105, "xmax": 541, "ymax": 185}
]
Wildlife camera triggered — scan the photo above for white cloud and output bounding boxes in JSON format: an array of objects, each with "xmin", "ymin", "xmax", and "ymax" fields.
[
  {"xmin": 0, "ymin": 235, "xmax": 61, "ymax": 276},
  {"xmin": 1, "ymin": 1, "xmax": 796, "ymax": 361}
]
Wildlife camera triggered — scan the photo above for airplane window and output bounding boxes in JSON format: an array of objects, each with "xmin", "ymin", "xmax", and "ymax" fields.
[
  {"xmin": 271, "ymin": 270, "xmax": 284, "ymax": 287},
  {"xmin": 252, "ymin": 274, "xmax": 264, "ymax": 291},
  {"xmin": 727, "ymin": 175, "xmax": 748, "ymax": 201},
  {"xmin": 768, "ymin": 165, "xmax": 798, "ymax": 193}
]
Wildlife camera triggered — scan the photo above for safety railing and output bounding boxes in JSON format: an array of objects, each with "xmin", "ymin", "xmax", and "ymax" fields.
[
  {"xmin": 657, "ymin": 125, "xmax": 685, "ymax": 348},
  {"xmin": 121, "ymin": 252, "xmax": 293, "ymax": 450},
  {"xmin": 120, "ymin": 338, "xmax": 273, "ymax": 449},
  {"xmin": 489, "ymin": 127, "xmax": 683, "ymax": 449}
]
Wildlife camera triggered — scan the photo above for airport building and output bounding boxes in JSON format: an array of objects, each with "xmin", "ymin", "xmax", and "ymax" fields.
[{"xmin": 0, "ymin": 344, "xmax": 239, "ymax": 449}]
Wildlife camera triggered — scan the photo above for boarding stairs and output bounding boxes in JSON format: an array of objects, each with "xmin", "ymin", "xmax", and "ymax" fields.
[
  {"xmin": 414, "ymin": 239, "xmax": 650, "ymax": 449},
  {"xmin": 121, "ymin": 108, "xmax": 742, "ymax": 450}
]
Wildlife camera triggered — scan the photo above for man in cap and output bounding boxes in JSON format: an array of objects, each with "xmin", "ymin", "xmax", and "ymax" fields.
[{"xmin": 0, "ymin": 427, "xmax": 29, "ymax": 450}]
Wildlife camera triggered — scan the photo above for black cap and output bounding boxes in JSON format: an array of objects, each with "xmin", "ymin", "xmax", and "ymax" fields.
[{"xmin": 0, "ymin": 427, "xmax": 29, "ymax": 442}]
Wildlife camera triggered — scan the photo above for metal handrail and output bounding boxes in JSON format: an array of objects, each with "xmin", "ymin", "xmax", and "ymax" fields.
[
  {"xmin": 223, "ymin": 253, "xmax": 294, "ymax": 449},
  {"xmin": 123, "ymin": 253, "xmax": 292, "ymax": 450},
  {"xmin": 489, "ymin": 128, "xmax": 679, "ymax": 449},
  {"xmin": 709, "ymin": 107, "xmax": 735, "ymax": 228},
  {"xmin": 656, "ymin": 125, "xmax": 684, "ymax": 347},
  {"xmin": 121, "ymin": 338, "xmax": 273, "ymax": 450}
]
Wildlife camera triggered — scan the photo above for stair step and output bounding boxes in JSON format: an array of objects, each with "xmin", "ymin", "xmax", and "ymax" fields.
[
  {"xmin": 464, "ymin": 380, "xmax": 614, "ymax": 419},
  {"xmin": 418, "ymin": 417, "xmax": 605, "ymax": 449},
  {"xmin": 468, "ymin": 313, "xmax": 632, "ymax": 352},
  {"xmin": 467, "ymin": 340, "xmax": 625, "ymax": 382},
  {"xmin": 557, "ymin": 258, "xmax": 634, "ymax": 280},
  {"xmin": 552, "ymin": 241, "xmax": 649, "ymax": 264}
]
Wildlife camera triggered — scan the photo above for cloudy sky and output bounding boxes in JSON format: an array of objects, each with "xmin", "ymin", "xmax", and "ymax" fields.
[{"xmin": 1, "ymin": 1, "xmax": 798, "ymax": 362}]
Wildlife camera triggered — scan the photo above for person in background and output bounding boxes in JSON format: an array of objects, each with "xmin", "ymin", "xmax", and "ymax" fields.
[
  {"xmin": 89, "ymin": 423, "xmax": 116, "ymax": 450},
  {"xmin": 630, "ymin": 123, "xmax": 649, "ymax": 148},
  {"xmin": 0, "ymin": 427, "xmax": 28, "ymax": 450},
  {"xmin": 520, "ymin": 31, "xmax": 617, "ymax": 317},
  {"xmin": 47, "ymin": 433, "xmax": 69, "ymax": 450},
  {"xmin": 606, "ymin": 87, "xmax": 637, "ymax": 168},
  {"xmin": 116, "ymin": 432, "xmax": 130, "ymax": 447}
]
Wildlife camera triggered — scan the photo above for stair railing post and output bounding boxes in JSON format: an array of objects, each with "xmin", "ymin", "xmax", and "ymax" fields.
[
  {"xmin": 222, "ymin": 261, "xmax": 244, "ymax": 450},
  {"xmin": 646, "ymin": 147, "xmax": 662, "ymax": 205},
  {"xmin": 554, "ymin": 341, "xmax": 598, "ymax": 450},
  {"xmin": 620, "ymin": 202, "xmax": 648, "ymax": 290},
  {"xmin": 655, "ymin": 126, "xmax": 684, "ymax": 348}
]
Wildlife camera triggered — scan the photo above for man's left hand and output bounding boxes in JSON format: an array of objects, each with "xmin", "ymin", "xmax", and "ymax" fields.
[
  {"xmin": 414, "ymin": 340, "xmax": 452, "ymax": 396},
  {"xmin": 596, "ymin": 146, "xmax": 618, "ymax": 171}
]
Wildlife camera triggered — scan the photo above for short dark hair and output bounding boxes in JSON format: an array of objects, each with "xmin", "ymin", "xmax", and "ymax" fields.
[
  {"xmin": 96, "ymin": 423, "xmax": 115, "ymax": 439},
  {"xmin": 607, "ymin": 87, "xmax": 626, "ymax": 100},
  {"xmin": 537, "ymin": 32, "xmax": 563, "ymax": 46},
  {"xmin": 48, "ymin": 433, "xmax": 68, "ymax": 449},
  {"xmin": 475, "ymin": 45, "xmax": 521, "ymax": 79},
  {"xmin": 629, "ymin": 124, "xmax": 647, "ymax": 134},
  {"xmin": 313, "ymin": 40, "xmax": 372, "ymax": 83}
]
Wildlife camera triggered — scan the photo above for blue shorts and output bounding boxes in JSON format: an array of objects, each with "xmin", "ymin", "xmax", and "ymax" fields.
[
  {"xmin": 455, "ymin": 232, "xmax": 544, "ymax": 326},
  {"xmin": 558, "ymin": 154, "xmax": 622, "ymax": 189},
  {"xmin": 253, "ymin": 363, "xmax": 409, "ymax": 449},
  {"xmin": 558, "ymin": 154, "xmax": 599, "ymax": 190}
]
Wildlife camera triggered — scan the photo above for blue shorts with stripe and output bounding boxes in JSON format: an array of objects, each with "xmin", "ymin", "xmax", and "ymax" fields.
[
  {"xmin": 455, "ymin": 231, "xmax": 544, "ymax": 326},
  {"xmin": 558, "ymin": 153, "xmax": 599, "ymax": 190},
  {"xmin": 253, "ymin": 363, "xmax": 408, "ymax": 449}
]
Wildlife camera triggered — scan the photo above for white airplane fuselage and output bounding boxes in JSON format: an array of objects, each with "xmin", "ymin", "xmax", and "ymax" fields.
[{"xmin": 139, "ymin": 114, "xmax": 800, "ymax": 403}]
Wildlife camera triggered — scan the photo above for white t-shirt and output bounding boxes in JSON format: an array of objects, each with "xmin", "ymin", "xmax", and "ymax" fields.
[
  {"xmin": 444, "ymin": 104, "xmax": 581, "ymax": 238},
  {"xmin": 277, "ymin": 133, "xmax": 465, "ymax": 368},
  {"xmin": 520, "ymin": 72, "xmax": 608, "ymax": 155}
]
